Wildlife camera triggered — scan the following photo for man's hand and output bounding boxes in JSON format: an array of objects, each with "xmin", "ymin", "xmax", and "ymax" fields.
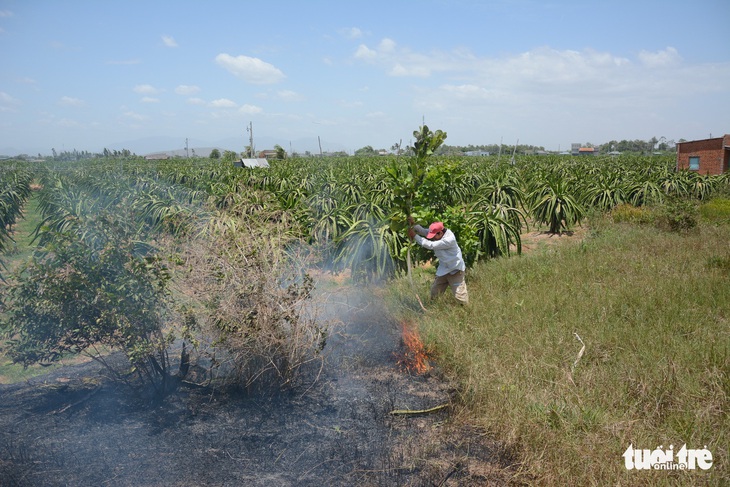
[
  {"xmin": 407, "ymin": 227, "xmax": 416, "ymax": 241},
  {"xmin": 407, "ymin": 215, "xmax": 415, "ymax": 226}
]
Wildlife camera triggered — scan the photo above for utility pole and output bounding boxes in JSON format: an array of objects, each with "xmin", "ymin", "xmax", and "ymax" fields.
[
  {"xmin": 246, "ymin": 121, "xmax": 254, "ymax": 158},
  {"xmin": 185, "ymin": 138, "xmax": 189, "ymax": 158}
]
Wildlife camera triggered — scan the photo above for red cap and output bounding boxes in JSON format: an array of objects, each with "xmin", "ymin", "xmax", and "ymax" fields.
[{"xmin": 426, "ymin": 222, "xmax": 444, "ymax": 238}]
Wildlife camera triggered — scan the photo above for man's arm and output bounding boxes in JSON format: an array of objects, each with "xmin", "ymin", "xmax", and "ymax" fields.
[
  {"xmin": 412, "ymin": 224, "xmax": 428, "ymax": 237},
  {"xmin": 415, "ymin": 232, "xmax": 457, "ymax": 251}
]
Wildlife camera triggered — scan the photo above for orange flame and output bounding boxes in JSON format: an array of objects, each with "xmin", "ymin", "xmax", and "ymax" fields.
[{"xmin": 397, "ymin": 321, "xmax": 431, "ymax": 374}]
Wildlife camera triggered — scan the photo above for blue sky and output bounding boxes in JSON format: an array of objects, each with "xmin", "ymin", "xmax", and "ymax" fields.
[{"xmin": 1, "ymin": 0, "xmax": 729, "ymax": 156}]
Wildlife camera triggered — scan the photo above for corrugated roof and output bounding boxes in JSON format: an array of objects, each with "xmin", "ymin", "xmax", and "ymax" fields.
[{"xmin": 237, "ymin": 158, "xmax": 270, "ymax": 168}]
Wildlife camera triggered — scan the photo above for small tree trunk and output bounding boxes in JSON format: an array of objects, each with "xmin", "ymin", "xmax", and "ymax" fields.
[{"xmin": 407, "ymin": 245, "xmax": 413, "ymax": 286}]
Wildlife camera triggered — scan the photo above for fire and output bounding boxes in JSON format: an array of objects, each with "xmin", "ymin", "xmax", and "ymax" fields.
[{"xmin": 397, "ymin": 321, "xmax": 431, "ymax": 374}]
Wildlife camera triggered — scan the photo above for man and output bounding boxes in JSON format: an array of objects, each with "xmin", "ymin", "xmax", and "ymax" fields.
[{"xmin": 408, "ymin": 217, "xmax": 469, "ymax": 305}]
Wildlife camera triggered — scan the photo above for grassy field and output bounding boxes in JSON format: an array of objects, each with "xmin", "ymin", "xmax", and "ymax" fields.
[
  {"xmin": 388, "ymin": 210, "xmax": 729, "ymax": 485},
  {"xmin": 4, "ymin": 191, "xmax": 42, "ymax": 260}
]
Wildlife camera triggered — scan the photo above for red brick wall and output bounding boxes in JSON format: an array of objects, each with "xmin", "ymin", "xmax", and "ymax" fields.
[{"xmin": 676, "ymin": 135, "xmax": 729, "ymax": 175}]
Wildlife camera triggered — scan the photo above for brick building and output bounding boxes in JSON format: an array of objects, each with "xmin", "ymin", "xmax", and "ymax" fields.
[{"xmin": 676, "ymin": 134, "xmax": 730, "ymax": 175}]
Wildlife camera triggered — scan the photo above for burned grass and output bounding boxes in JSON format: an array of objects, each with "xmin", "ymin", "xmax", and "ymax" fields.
[{"xmin": 0, "ymin": 290, "xmax": 517, "ymax": 487}]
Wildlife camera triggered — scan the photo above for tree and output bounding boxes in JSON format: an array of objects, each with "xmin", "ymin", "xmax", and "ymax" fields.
[
  {"xmin": 210, "ymin": 148, "xmax": 221, "ymax": 159},
  {"xmin": 222, "ymin": 150, "xmax": 238, "ymax": 164},
  {"xmin": 274, "ymin": 144, "xmax": 287, "ymax": 160},
  {"xmin": 385, "ymin": 125, "xmax": 447, "ymax": 281},
  {"xmin": 354, "ymin": 145, "xmax": 378, "ymax": 157},
  {"xmin": 1, "ymin": 212, "xmax": 173, "ymax": 394}
]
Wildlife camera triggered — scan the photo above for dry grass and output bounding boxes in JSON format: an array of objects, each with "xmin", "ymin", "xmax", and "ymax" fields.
[
  {"xmin": 388, "ymin": 217, "xmax": 729, "ymax": 485},
  {"xmin": 167, "ymin": 211, "xmax": 330, "ymax": 391}
]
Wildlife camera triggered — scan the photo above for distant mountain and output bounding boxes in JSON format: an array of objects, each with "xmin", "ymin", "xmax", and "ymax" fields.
[
  {"xmin": 0, "ymin": 146, "xmax": 27, "ymax": 157},
  {"xmin": 105, "ymin": 136, "xmax": 212, "ymax": 156}
]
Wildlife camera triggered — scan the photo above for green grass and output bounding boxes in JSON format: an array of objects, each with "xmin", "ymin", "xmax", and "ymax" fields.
[
  {"xmin": 3, "ymin": 191, "xmax": 42, "ymax": 266},
  {"xmin": 0, "ymin": 358, "xmax": 62, "ymax": 384},
  {"xmin": 1, "ymin": 191, "xmax": 47, "ymax": 383},
  {"xmin": 388, "ymin": 218, "xmax": 729, "ymax": 486}
]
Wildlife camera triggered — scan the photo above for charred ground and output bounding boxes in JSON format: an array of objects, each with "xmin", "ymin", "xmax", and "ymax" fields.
[{"xmin": 0, "ymin": 289, "xmax": 517, "ymax": 487}]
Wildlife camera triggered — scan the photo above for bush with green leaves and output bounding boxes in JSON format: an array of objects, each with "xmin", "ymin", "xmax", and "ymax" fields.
[
  {"xmin": 656, "ymin": 197, "xmax": 699, "ymax": 232},
  {"xmin": 0, "ymin": 168, "xmax": 33, "ymax": 276},
  {"xmin": 1, "ymin": 211, "xmax": 173, "ymax": 392}
]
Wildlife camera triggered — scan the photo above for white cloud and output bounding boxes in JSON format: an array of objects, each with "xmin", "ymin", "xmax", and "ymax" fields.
[
  {"xmin": 638, "ymin": 47, "xmax": 681, "ymax": 68},
  {"xmin": 0, "ymin": 91, "xmax": 20, "ymax": 105},
  {"xmin": 440, "ymin": 84, "xmax": 496, "ymax": 101},
  {"xmin": 0, "ymin": 10, "xmax": 13, "ymax": 17},
  {"xmin": 141, "ymin": 97, "xmax": 160, "ymax": 103},
  {"xmin": 378, "ymin": 38, "xmax": 396, "ymax": 53},
  {"xmin": 186, "ymin": 97, "xmax": 206, "ymax": 105},
  {"xmin": 175, "ymin": 84, "xmax": 200, "ymax": 95},
  {"xmin": 133, "ymin": 84, "xmax": 162, "ymax": 95},
  {"xmin": 353, "ymin": 40, "xmax": 722, "ymax": 113},
  {"xmin": 340, "ymin": 27, "xmax": 363, "ymax": 39},
  {"xmin": 403, "ymin": 44, "xmax": 730, "ymax": 143},
  {"xmin": 123, "ymin": 111, "xmax": 147, "ymax": 121},
  {"xmin": 277, "ymin": 90, "xmax": 304, "ymax": 101},
  {"xmin": 239, "ymin": 104, "xmax": 263, "ymax": 114},
  {"xmin": 215, "ymin": 53, "xmax": 285, "ymax": 84},
  {"xmin": 354, "ymin": 44, "xmax": 377, "ymax": 60},
  {"xmin": 0, "ymin": 92, "xmax": 20, "ymax": 112},
  {"xmin": 353, "ymin": 37, "xmax": 462, "ymax": 77},
  {"xmin": 161, "ymin": 35, "xmax": 178, "ymax": 48},
  {"xmin": 389, "ymin": 63, "xmax": 431, "ymax": 78},
  {"xmin": 59, "ymin": 96, "xmax": 84, "ymax": 107},
  {"xmin": 209, "ymin": 98, "xmax": 237, "ymax": 108}
]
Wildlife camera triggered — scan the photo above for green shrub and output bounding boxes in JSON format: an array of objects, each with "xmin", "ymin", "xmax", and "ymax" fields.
[
  {"xmin": 610, "ymin": 203, "xmax": 654, "ymax": 224},
  {"xmin": 699, "ymin": 197, "xmax": 730, "ymax": 224},
  {"xmin": 656, "ymin": 198, "xmax": 698, "ymax": 232}
]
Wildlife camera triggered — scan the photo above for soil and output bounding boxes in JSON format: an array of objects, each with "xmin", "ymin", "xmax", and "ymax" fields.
[
  {"xmin": 518, "ymin": 227, "xmax": 586, "ymax": 255},
  {"xmin": 0, "ymin": 286, "xmax": 518, "ymax": 486}
]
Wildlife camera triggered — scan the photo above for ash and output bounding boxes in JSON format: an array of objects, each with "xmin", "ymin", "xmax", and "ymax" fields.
[{"xmin": 0, "ymin": 288, "xmax": 514, "ymax": 486}]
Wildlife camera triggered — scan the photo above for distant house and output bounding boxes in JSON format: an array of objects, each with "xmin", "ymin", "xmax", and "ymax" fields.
[
  {"xmin": 578, "ymin": 147, "xmax": 597, "ymax": 156},
  {"xmin": 258, "ymin": 149, "xmax": 279, "ymax": 159},
  {"xmin": 676, "ymin": 134, "xmax": 730, "ymax": 175},
  {"xmin": 571, "ymin": 143, "xmax": 597, "ymax": 156}
]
